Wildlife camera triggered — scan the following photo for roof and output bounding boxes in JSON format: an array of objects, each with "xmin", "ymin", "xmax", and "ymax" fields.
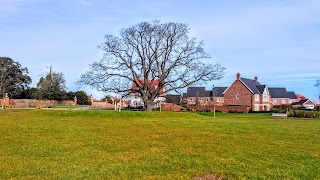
[
  {"xmin": 213, "ymin": 87, "xmax": 227, "ymax": 97},
  {"xmin": 240, "ymin": 78, "xmax": 261, "ymax": 94},
  {"xmin": 269, "ymin": 88, "xmax": 288, "ymax": 98},
  {"xmin": 165, "ymin": 94, "xmax": 182, "ymax": 104},
  {"xmin": 183, "ymin": 87, "xmax": 211, "ymax": 97},
  {"xmin": 287, "ymin": 91, "xmax": 297, "ymax": 99},
  {"xmin": 131, "ymin": 80, "xmax": 165, "ymax": 94},
  {"xmin": 256, "ymin": 85, "xmax": 266, "ymax": 94},
  {"xmin": 291, "ymin": 99, "xmax": 310, "ymax": 105}
]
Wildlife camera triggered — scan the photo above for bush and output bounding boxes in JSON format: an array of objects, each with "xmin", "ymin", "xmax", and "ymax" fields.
[
  {"xmin": 271, "ymin": 105, "xmax": 293, "ymax": 113},
  {"xmin": 287, "ymin": 110, "xmax": 320, "ymax": 118}
]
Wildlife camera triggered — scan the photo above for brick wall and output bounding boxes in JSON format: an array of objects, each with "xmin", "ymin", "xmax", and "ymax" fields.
[
  {"xmin": 1, "ymin": 98, "xmax": 76, "ymax": 108},
  {"xmin": 224, "ymin": 80, "xmax": 253, "ymax": 109},
  {"xmin": 161, "ymin": 103, "xmax": 184, "ymax": 111},
  {"xmin": 91, "ymin": 101, "xmax": 114, "ymax": 108}
]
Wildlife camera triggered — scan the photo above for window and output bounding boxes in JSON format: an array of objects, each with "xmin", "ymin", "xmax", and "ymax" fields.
[
  {"xmin": 289, "ymin": 99, "xmax": 292, "ymax": 104},
  {"xmin": 255, "ymin": 104, "xmax": 259, "ymax": 111},
  {"xmin": 190, "ymin": 98, "xmax": 193, "ymax": 101},
  {"xmin": 216, "ymin": 98, "xmax": 221, "ymax": 102},
  {"xmin": 263, "ymin": 95, "xmax": 268, "ymax": 102},
  {"xmin": 255, "ymin": 94, "xmax": 259, "ymax": 101},
  {"xmin": 206, "ymin": 98, "xmax": 209, "ymax": 102},
  {"xmin": 273, "ymin": 99, "xmax": 277, "ymax": 103},
  {"xmin": 236, "ymin": 94, "xmax": 240, "ymax": 99},
  {"xmin": 281, "ymin": 99, "xmax": 285, "ymax": 103}
]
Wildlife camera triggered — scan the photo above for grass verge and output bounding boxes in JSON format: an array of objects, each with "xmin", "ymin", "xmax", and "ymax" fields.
[{"xmin": 0, "ymin": 110, "xmax": 319, "ymax": 179}]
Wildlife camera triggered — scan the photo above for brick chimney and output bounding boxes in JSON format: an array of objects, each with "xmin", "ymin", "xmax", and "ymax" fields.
[
  {"xmin": 254, "ymin": 76, "xmax": 258, "ymax": 82},
  {"xmin": 236, "ymin": 73, "xmax": 240, "ymax": 80}
]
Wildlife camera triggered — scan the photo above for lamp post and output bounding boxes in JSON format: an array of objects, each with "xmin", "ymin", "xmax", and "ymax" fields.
[
  {"xmin": 213, "ymin": 90, "xmax": 216, "ymax": 119},
  {"xmin": 212, "ymin": 84, "xmax": 216, "ymax": 119}
]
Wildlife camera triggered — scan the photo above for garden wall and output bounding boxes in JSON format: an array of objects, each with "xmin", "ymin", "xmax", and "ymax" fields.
[{"xmin": 0, "ymin": 98, "xmax": 76, "ymax": 108}]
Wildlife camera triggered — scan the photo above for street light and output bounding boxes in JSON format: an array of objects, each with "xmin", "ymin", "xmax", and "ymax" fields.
[{"xmin": 212, "ymin": 85, "xmax": 216, "ymax": 118}]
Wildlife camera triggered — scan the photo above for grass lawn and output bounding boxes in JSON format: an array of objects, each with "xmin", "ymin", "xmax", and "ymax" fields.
[{"xmin": 0, "ymin": 110, "xmax": 319, "ymax": 179}]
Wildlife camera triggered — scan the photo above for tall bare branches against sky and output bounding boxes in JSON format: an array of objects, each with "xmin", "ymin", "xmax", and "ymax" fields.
[{"xmin": 1, "ymin": 0, "xmax": 319, "ymax": 101}]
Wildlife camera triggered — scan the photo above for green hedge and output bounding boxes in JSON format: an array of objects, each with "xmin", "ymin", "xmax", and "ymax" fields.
[{"xmin": 287, "ymin": 110, "xmax": 320, "ymax": 118}]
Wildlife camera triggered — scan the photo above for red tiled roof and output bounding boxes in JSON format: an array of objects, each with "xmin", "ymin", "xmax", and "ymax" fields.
[
  {"xmin": 296, "ymin": 94, "xmax": 306, "ymax": 101},
  {"xmin": 132, "ymin": 80, "xmax": 165, "ymax": 94}
]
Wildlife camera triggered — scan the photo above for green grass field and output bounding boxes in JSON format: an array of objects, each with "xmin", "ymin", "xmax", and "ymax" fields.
[{"xmin": 0, "ymin": 110, "xmax": 319, "ymax": 179}]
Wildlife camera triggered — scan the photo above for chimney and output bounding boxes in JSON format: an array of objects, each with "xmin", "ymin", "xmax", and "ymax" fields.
[
  {"xmin": 236, "ymin": 73, "xmax": 240, "ymax": 80},
  {"xmin": 254, "ymin": 76, "xmax": 258, "ymax": 82}
]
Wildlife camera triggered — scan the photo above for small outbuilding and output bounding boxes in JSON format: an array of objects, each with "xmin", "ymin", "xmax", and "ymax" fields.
[{"xmin": 291, "ymin": 99, "xmax": 315, "ymax": 110}]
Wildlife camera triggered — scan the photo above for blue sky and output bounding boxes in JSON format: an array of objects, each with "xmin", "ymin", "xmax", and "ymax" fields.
[{"xmin": 1, "ymin": 0, "xmax": 319, "ymax": 102}]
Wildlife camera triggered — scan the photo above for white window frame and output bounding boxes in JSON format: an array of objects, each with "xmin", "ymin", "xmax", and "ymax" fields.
[
  {"xmin": 273, "ymin": 99, "xmax": 277, "ymax": 103},
  {"xmin": 255, "ymin": 104, "xmax": 259, "ymax": 111},
  {"xmin": 255, "ymin": 94, "xmax": 259, "ymax": 101},
  {"xmin": 216, "ymin": 98, "xmax": 221, "ymax": 102},
  {"xmin": 263, "ymin": 95, "xmax": 268, "ymax": 102},
  {"xmin": 236, "ymin": 94, "xmax": 240, "ymax": 99},
  {"xmin": 281, "ymin": 99, "xmax": 285, "ymax": 103}
]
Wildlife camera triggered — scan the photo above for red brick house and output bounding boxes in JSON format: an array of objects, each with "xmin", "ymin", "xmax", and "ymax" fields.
[
  {"xmin": 291, "ymin": 99, "xmax": 315, "ymax": 110},
  {"xmin": 182, "ymin": 73, "xmax": 300, "ymax": 112},
  {"xmin": 223, "ymin": 73, "xmax": 271, "ymax": 111},
  {"xmin": 130, "ymin": 79, "xmax": 166, "ymax": 108},
  {"xmin": 269, "ymin": 88, "xmax": 298, "ymax": 105},
  {"xmin": 182, "ymin": 86, "xmax": 227, "ymax": 106}
]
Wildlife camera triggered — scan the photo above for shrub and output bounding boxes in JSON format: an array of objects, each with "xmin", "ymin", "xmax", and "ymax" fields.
[{"xmin": 287, "ymin": 110, "xmax": 320, "ymax": 118}]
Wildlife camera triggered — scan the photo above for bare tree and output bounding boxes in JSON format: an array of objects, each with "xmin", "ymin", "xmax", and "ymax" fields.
[{"xmin": 78, "ymin": 21, "xmax": 225, "ymax": 111}]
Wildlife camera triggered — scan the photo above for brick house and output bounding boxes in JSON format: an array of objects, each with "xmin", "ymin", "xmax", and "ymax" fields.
[
  {"xmin": 130, "ymin": 80, "xmax": 166, "ymax": 108},
  {"xmin": 182, "ymin": 87, "xmax": 212, "ymax": 105},
  {"xmin": 182, "ymin": 73, "xmax": 300, "ymax": 112},
  {"xmin": 212, "ymin": 86, "xmax": 227, "ymax": 106},
  {"xmin": 182, "ymin": 86, "xmax": 227, "ymax": 106},
  {"xmin": 269, "ymin": 88, "xmax": 298, "ymax": 105},
  {"xmin": 291, "ymin": 99, "xmax": 315, "ymax": 110},
  {"xmin": 223, "ymin": 73, "xmax": 271, "ymax": 111}
]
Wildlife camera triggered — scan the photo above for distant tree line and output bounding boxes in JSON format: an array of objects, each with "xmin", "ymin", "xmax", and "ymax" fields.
[{"xmin": 0, "ymin": 57, "xmax": 90, "ymax": 105}]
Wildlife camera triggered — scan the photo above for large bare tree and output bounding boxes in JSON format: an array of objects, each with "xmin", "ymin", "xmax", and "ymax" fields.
[{"xmin": 78, "ymin": 21, "xmax": 225, "ymax": 111}]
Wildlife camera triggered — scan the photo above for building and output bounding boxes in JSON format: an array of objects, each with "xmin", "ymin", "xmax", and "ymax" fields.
[
  {"xmin": 182, "ymin": 73, "xmax": 299, "ymax": 112},
  {"xmin": 182, "ymin": 86, "xmax": 227, "ymax": 106},
  {"xmin": 291, "ymin": 99, "xmax": 315, "ymax": 110},
  {"xmin": 130, "ymin": 80, "xmax": 166, "ymax": 108},
  {"xmin": 223, "ymin": 73, "xmax": 271, "ymax": 111},
  {"xmin": 269, "ymin": 88, "xmax": 298, "ymax": 105}
]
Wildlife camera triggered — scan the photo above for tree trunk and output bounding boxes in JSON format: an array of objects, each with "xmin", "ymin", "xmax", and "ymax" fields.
[{"xmin": 145, "ymin": 103, "xmax": 153, "ymax": 111}]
